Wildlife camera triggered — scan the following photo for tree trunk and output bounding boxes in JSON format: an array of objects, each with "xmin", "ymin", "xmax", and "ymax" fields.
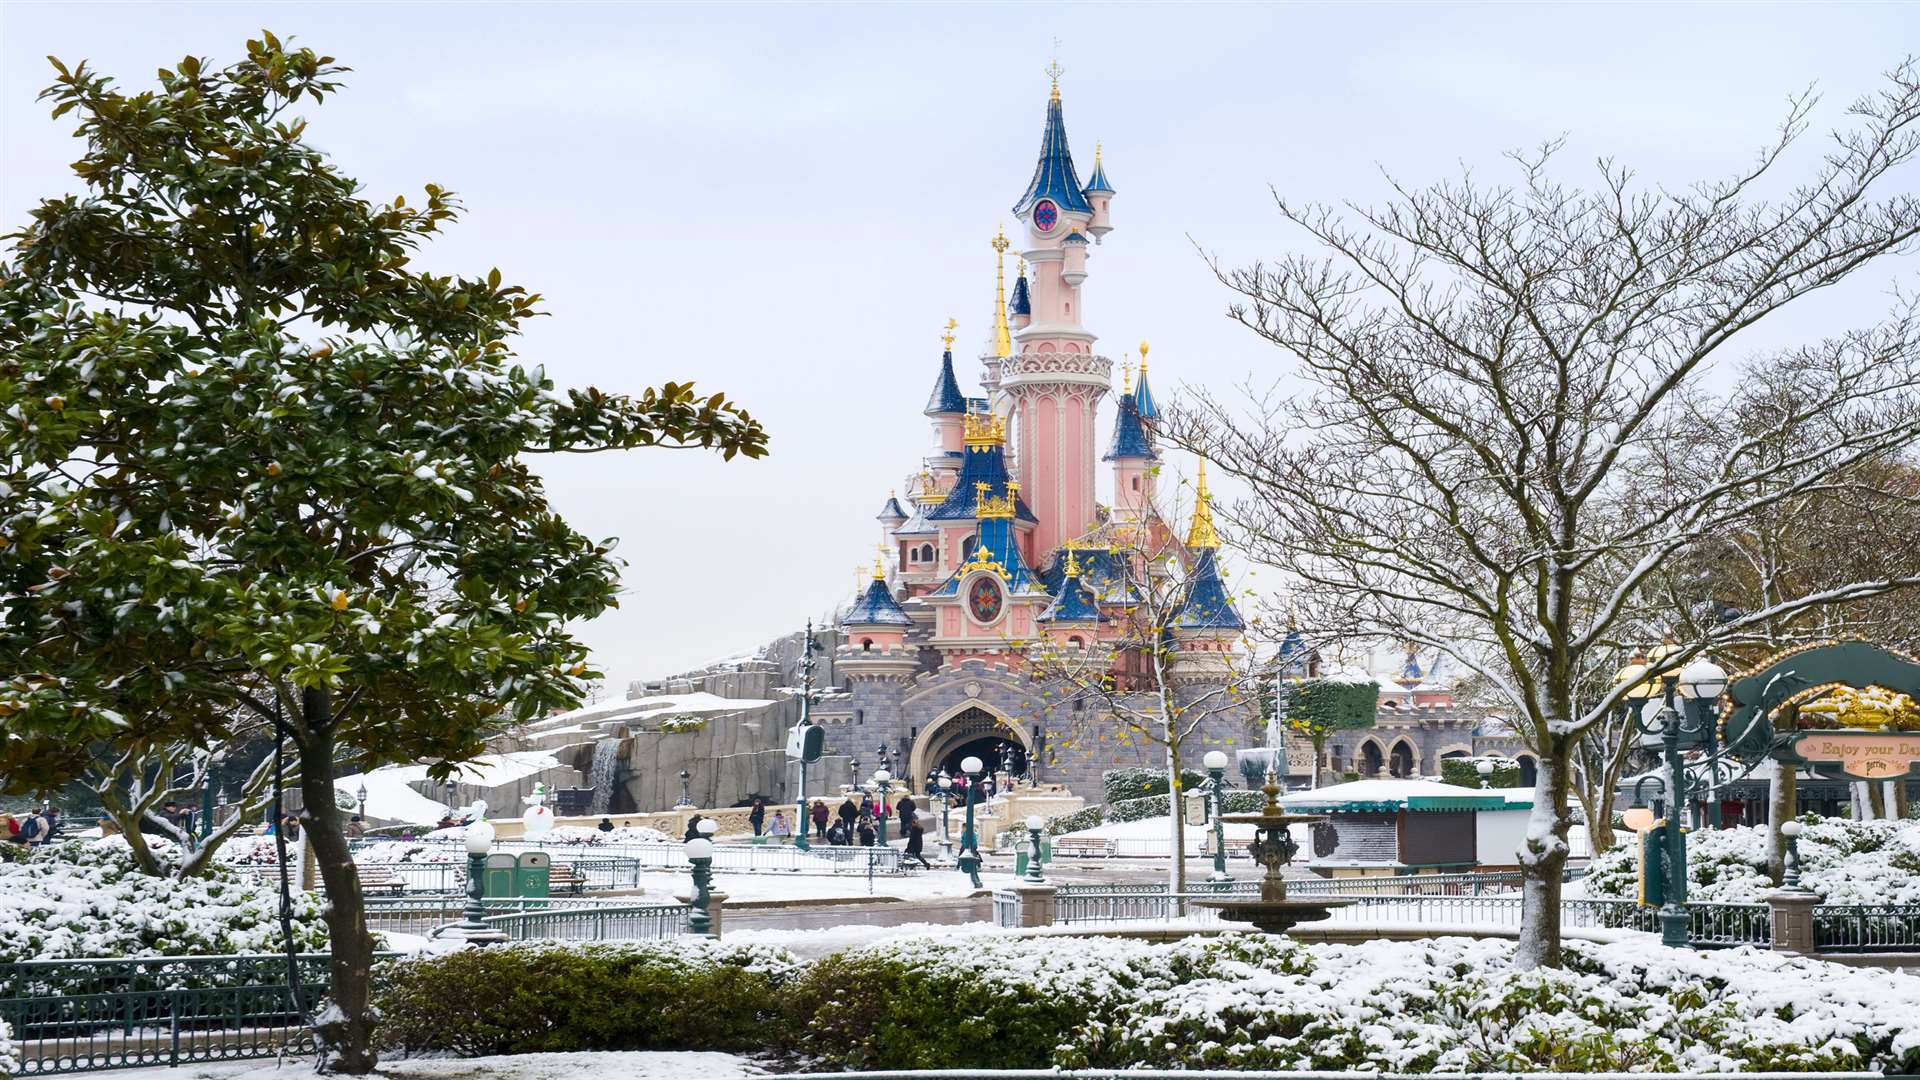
[
  {"xmin": 1896, "ymin": 779, "xmax": 1912, "ymax": 820},
  {"xmin": 1514, "ymin": 736, "xmax": 1573, "ymax": 970},
  {"xmin": 1310, "ymin": 732, "xmax": 1327, "ymax": 790},
  {"xmin": 294, "ymin": 687, "xmax": 379, "ymax": 1075},
  {"xmin": 1765, "ymin": 760, "xmax": 1791, "ymax": 886},
  {"xmin": 1166, "ymin": 739, "xmax": 1187, "ymax": 897}
]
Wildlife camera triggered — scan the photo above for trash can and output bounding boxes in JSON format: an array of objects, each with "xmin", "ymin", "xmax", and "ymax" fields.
[
  {"xmin": 514, "ymin": 851, "xmax": 551, "ymax": 900},
  {"xmin": 483, "ymin": 852, "xmax": 518, "ymax": 898}
]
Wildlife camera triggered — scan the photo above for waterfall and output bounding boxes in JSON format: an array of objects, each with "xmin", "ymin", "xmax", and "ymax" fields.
[{"xmin": 588, "ymin": 737, "xmax": 622, "ymax": 815}]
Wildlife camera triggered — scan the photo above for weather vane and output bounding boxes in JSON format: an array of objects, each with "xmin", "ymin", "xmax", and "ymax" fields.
[
  {"xmin": 942, "ymin": 317, "xmax": 957, "ymax": 351},
  {"xmin": 1046, "ymin": 40, "xmax": 1064, "ymax": 93}
]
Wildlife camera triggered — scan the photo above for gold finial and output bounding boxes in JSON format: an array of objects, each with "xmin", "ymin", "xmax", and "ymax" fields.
[
  {"xmin": 873, "ymin": 545, "xmax": 888, "ymax": 580},
  {"xmin": 977, "ymin": 481, "xmax": 1017, "ymax": 520},
  {"xmin": 1016, "ymin": 255, "xmax": 1027, "ymax": 278},
  {"xmin": 1186, "ymin": 457, "xmax": 1221, "ymax": 549},
  {"xmin": 941, "ymin": 317, "xmax": 957, "ymax": 353},
  {"xmin": 1064, "ymin": 543, "xmax": 1082, "ymax": 578},
  {"xmin": 1138, "ymin": 340, "xmax": 1149, "ymax": 362},
  {"xmin": 991, "ymin": 225, "xmax": 1010, "ymax": 255},
  {"xmin": 991, "ymin": 228, "xmax": 1012, "ymax": 359},
  {"xmin": 1045, "ymin": 44, "xmax": 1063, "ymax": 101},
  {"xmin": 1121, "ymin": 355, "xmax": 1133, "ymax": 394},
  {"xmin": 1095, "ymin": 141, "xmax": 1103, "ymax": 166}
]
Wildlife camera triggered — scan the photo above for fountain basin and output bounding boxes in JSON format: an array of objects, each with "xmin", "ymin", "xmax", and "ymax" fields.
[{"xmin": 1190, "ymin": 894, "xmax": 1352, "ymax": 934}]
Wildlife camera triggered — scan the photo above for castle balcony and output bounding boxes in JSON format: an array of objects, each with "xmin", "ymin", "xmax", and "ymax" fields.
[
  {"xmin": 834, "ymin": 642, "xmax": 923, "ymax": 681},
  {"xmin": 995, "ymin": 350, "xmax": 1113, "ymax": 391}
]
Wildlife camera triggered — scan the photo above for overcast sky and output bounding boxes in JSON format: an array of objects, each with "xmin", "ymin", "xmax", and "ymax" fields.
[{"xmin": 4, "ymin": 2, "xmax": 1916, "ymax": 693}]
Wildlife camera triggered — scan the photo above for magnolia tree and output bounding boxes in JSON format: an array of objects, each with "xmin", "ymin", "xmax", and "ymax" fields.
[
  {"xmin": 1172, "ymin": 63, "xmax": 1920, "ymax": 968},
  {"xmin": 0, "ymin": 37, "xmax": 764, "ymax": 1073},
  {"xmin": 1026, "ymin": 523, "xmax": 1259, "ymax": 895}
]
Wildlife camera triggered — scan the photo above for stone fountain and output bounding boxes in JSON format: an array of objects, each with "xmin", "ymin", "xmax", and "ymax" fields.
[{"xmin": 1191, "ymin": 774, "xmax": 1351, "ymax": 934}]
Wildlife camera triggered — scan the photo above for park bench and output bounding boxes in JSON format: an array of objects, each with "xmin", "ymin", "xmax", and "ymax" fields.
[
  {"xmin": 547, "ymin": 862, "xmax": 587, "ymax": 895},
  {"xmin": 354, "ymin": 865, "xmax": 408, "ymax": 895},
  {"xmin": 1051, "ymin": 837, "xmax": 1117, "ymax": 859}
]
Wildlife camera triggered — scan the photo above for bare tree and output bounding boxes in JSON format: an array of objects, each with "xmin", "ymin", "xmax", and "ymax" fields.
[
  {"xmin": 1173, "ymin": 63, "xmax": 1920, "ymax": 968},
  {"xmin": 1026, "ymin": 515, "xmax": 1258, "ymax": 896}
]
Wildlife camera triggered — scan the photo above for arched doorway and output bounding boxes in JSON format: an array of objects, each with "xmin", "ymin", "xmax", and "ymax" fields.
[
  {"xmin": 1516, "ymin": 754, "xmax": 1538, "ymax": 788},
  {"xmin": 910, "ymin": 703, "xmax": 1033, "ymax": 790},
  {"xmin": 1358, "ymin": 741, "xmax": 1385, "ymax": 777},
  {"xmin": 1389, "ymin": 740, "xmax": 1417, "ymax": 778}
]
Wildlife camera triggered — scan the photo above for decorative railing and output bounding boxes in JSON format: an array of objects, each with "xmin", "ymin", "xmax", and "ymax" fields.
[
  {"xmin": 1812, "ymin": 904, "xmax": 1920, "ymax": 953},
  {"xmin": 483, "ymin": 903, "xmax": 691, "ymax": 942},
  {"xmin": 342, "ymin": 837, "xmax": 908, "ymax": 876}
]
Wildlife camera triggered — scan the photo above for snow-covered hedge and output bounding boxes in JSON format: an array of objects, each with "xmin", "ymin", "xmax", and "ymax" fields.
[
  {"xmin": 1101, "ymin": 766, "xmax": 1204, "ymax": 804},
  {"xmin": 421, "ymin": 824, "xmax": 671, "ymax": 846},
  {"xmin": 1585, "ymin": 816, "xmax": 1920, "ymax": 904},
  {"xmin": 375, "ymin": 940, "xmax": 800, "ymax": 1056},
  {"xmin": 0, "ymin": 1015, "xmax": 15, "ymax": 1080},
  {"xmin": 795, "ymin": 933, "xmax": 1920, "ymax": 1073},
  {"xmin": 1044, "ymin": 805, "xmax": 1102, "ymax": 836},
  {"xmin": 0, "ymin": 838, "xmax": 328, "ymax": 963}
]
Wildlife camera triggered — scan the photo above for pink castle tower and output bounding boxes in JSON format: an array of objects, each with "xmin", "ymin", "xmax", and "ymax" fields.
[{"xmin": 995, "ymin": 65, "xmax": 1115, "ymax": 564}]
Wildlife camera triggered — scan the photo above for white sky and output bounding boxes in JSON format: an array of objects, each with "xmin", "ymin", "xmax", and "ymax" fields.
[{"xmin": 4, "ymin": 2, "xmax": 1917, "ymax": 692}]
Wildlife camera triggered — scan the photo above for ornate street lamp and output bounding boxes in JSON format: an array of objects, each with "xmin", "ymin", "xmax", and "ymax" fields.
[
  {"xmin": 685, "ymin": 817, "xmax": 718, "ymax": 936},
  {"xmin": 849, "ymin": 756, "xmax": 860, "ymax": 793},
  {"xmin": 935, "ymin": 769, "xmax": 954, "ymax": 858},
  {"xmin": 1780, "ymin": 820, "xmax": 1810, "ymax": 891},
  {"xmin": 1204, "ymin": 750, "xmax": 1232, "ymax": 883},
  {"xmin": 957, "ymin": 754, "xmax": 985, "ymax": 888},
  {"xmin": 1679, "ymin": 656, "xmax": 1731, "ymax": 829},
  {"xmin": 446, "ymin": 801, "xmax": 506, "ymax": 944},
  {"xmin": 355, "ymin": 780, "xmax": 369, "ymax": 821},
  {"xmin": 675, "ymin": 768, "xmax": 694, "ymax": 810},
  {"xmin": 1475, "ymin": 758, "xmax": 1495, "ymax": 790},
  {"xmin": 871, "ymin": 769, "xmax": 892, "ymax": 848},
  {"xmin": 1625, "ymin": 648, "xmax": 1729, "ymax": 948},
  {"xmin": 1023, "ymin": 814, "xmax": 1046, "ymax": 883}
]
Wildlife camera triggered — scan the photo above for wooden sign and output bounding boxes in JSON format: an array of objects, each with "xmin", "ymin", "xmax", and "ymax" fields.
[{"xmin": 1788, "ymin": 731, "xmax": 1920, "ymax": 780}]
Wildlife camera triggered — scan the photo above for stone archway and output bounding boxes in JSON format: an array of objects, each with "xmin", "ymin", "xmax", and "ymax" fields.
[
  {"xmin": 1515, "ymin": 754, "xmax": 1539, "ymax": 788},
  {"xmin": 1357, "ymin": 739, "xmax": 1386, "ymax": 777},
  {"xmin": 1389, "ymin": 739, "xmax": 1417, "ymax": 778},
  {"xmin": 910, "ymin": 701, "xmax": 1033, "ymax": 789}
]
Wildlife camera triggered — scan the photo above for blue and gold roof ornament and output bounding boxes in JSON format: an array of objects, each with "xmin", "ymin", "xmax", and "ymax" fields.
[
  {"xmin": 1083, "ymin": 141, "xmax": 1115, "ymax": 195},
  {"xmin": 991, "ymin": 227, "xmax": 1013, "ymax": 359},
  {"xmin": 1133, "ymin": 340, "xmax": 1158, "ymax": 421},
  {"xmin": 1175, "ymin": 460, "xmax": 1243, "ymax": 631},
  {"xmin": 1103, "ymin": 376, "xmax": 1157, "ymax": 461},
  {"xmin": 1009, "ymin": 256, "xmax": 1031, "ymax": 318},
  {"xmin": 1039, "ymin": 545, "xmax": 1108, "ymax": 624},
  {"xmin": 845, "ymin": 549, "xmax": 914, "ymax": 628}
]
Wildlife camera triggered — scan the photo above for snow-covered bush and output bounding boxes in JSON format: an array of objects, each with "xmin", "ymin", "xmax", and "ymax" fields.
[
  {"xmin": 421, "ymin": 823, "xmax": 671, "ymax": 846},
  {"xmin": 0, "ymin": 837, "xmax": 328, "ymax": 963},
  {"xmin": 375, "ymin": 940, "xmax": 800, "ymax": 1056},
  {"xmin": 1103, "ymin": 793, "xmax": 1172, "ymax": 824},
  {"xmin": 1101, "ymin": 766, "xmax": 1204, "ymax": 804},
  {"xmin": 1044, "ymin": 805, "xmax": 1102, "ymax": 836},
  {"xmin": 1584, "ymin": 816, "xmax": 1920, "ymax": 904},
  {"xmin": 0, "ymin": 1015, "xmax": 15, "ymax": 1080}
]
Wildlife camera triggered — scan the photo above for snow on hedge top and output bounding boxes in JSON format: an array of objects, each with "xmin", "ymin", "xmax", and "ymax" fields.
[
  {"xmin": 0, "ymin": 838, "xmax": 327, "ymax": 963},
  {"xmin": 1278, "ymin": 777, "xmax": 1497, "ymax": 809},
  {"xmin": 1585, "ymin": 815, "xmax": 1920, "ymax": 905}
]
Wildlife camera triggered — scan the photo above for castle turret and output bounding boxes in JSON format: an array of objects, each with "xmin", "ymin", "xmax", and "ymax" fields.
[
  {"xmin": 998, "ymin": 68, "xmax": 1113, "ymax": 559},
  {"xmin": 1170, "ymin": 460, "xmax": 1243, "ymax": 683},
  {"xmin": 1009, "ymin": 257, "xmax": 1031, "ymax": 331},
  {"xmin": 1104, "ymin": 362, "xmax": 1157, "ymax": 523},
  {"xmin": 838, "ymin": 553, "xmax": 920, "ymax": 680},
  {"xmin": 1037, "ymin": 546, "xmax": 1107, "ymax": 649},
  {"xmin": 924, "ymin": 322, "xmax": 967, "ymax": 486},
  {"xmin": 1083, "ymin": 141, "xmax": 1115, "ymax": 241},
  {"xmin": 1132, "ymin": 341, "xmax": 1158, "ymax": 431}
]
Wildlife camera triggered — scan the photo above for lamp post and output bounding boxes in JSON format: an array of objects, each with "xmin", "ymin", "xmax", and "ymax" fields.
[
  {"xmin": 447, "ymin": 801, "xmax": 506, "ymax": 944},
  {"xmin": 1204, "ymin": 750, "xmax": 1231, "ymax": 883},
  {"xmin": 355, "ymin": 780, "xmax": 369, "ymax": 821},
  {"xmin": 200, "ymin": 770, "xmax": 217, "ymax": 845},
  {"xmin": 849, "ymin": 756, "xmax": 860, "ymax": 794},
  {"xmin": 872, "ymin": 769, "xmax": 892, "ymax": 848},
  {"xmin": 675, "ymin": 768, "xmax": 693, "ymax": 810},
  {"xmin": 1475, "ymin": 758, "xmax": 1495, "ymax": 790},
  {"xmin": 1780, "ymin": 820, "xmax": 1809, "ymax": 890},
  {"xmin": 685, "ymin": 817, "xmax": 718, "ymax": 936},
  {"xmin": 1625, "ymin": 650, "xmax": 1729, "ymax": 948},
  {"xmin": 1023, "ymin": 814, "xmax": 1046, "ymax": 883},
  {"xmin": 935, "ymin": 770, "xmax": 954, "ymax": 858},
  {"xmin": 957, "ymin": 754, "xmax": 984, "ymax": 888}
]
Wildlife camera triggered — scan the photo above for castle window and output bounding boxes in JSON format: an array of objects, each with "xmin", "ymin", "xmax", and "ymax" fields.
[
  {"xmin": 855, "ymin": 709, "xmax": 864, "ymax": 725},
  {"xmin": 921, "ymin": 544, "xmax": 934, "ymax": 562},
  {"xmin": 1131, "ymin": 476, "xmax": 1139, "ymax": 490},
  {"xmin": 861, "ymin": 638, "xmax": 873, "ymax": 651},
  {"xmin": 1068, "ymin": 635, "xmax": 1084, "ymax": 647}
]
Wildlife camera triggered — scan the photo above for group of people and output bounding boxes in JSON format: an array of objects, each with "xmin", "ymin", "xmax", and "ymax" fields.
[
  {"xmin": 794, "ymin": 793, "xmax": 932, "ymax": 868},
  {"xmin": 3, "ymin": 806, "xmax": 57, "ymax": 848}
]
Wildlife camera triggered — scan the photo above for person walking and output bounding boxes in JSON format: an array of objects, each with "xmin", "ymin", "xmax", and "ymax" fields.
[
  {"xmin": 16, "ymin": 810, "xmax": 48, "ymax": 848},
  {"xmin": 837, "ymin": 796, "xmax": 858, "ymax": 831},
  {"xmin": 896, "ymin": 793, "xmax": 917, "ymax": 828},
  {"xmin": 768, "ymin": 810, "xmax": 792, "ymax": 843},
  {"xmin": 344, "ymin": 816, "xmax": 367, "ymax": 838},
  {"xmin": 748, "ymin": 798, "xmax": 766, "ymax": 837},
  {"xmin": 855, "ymin": 819, "xmax": 875, "ymax": 848},
  {"xmin": 809, "ymin": 800, "xmax": 829, "ymax": 841},
  {"xmin": 904, "ymin": 815, "xmax": 932, "ymax": 869},
  {"xmin": 683, "ymin": 814, "xmax": 705, "ymax": 841}
]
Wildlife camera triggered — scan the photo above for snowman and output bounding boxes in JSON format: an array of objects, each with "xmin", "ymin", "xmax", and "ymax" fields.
[{"xmin": 522, "ymin": 782, "xmax": 555, "ymax": 842}]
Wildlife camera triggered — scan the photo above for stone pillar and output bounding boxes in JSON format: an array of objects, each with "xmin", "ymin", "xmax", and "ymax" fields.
[
  {"xmin": 993, "ymin": 882, "xmax": 1059, "ymax": 928},
  {"xmin": 1766, "ymin": 889, "xmax": 1821, "ymax": 955},
  {"xmin": 677, "ymin": 889, "xmax": 728, "ymax": 938}
]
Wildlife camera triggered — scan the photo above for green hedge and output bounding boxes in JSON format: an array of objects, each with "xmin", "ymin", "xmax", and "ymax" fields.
[
  {"xmin": 374, "ymin": 941, "xmax": 797, "ymax": 1056},
  {"xmin": 1045, "ymin": 805, "xmax": 1102, "ymax": 836},
  {"xmin": 1101, "ymin": 766, "xmax": 1205, "ymax": 805},
  {"xmin": 1440, "ymin": 756, "xmax": 1520, "ymax": 789}
]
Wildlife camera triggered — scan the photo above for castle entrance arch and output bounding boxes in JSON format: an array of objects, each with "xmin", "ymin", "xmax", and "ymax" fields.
[{"xmin": 911, "ymin": 702, "xmax": 1033, "ymax": 788}]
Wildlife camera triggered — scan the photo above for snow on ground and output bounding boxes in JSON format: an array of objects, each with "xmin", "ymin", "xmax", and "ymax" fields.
[
  {"xmin": 620, "ymin": 868, "xmax": 1018, "ymax": 903},
  {"xmin": 725, "ymin": 920, "xmax": 995, "ymax": 957},
  {"xmin": 337, "ymin": 752, "xmax": 573, "ymax": 826},
  {"xmin": 93, "ymin": 1052, "xmax": 764, "ymax": 1080},
  {"xmin": 528, "ymin": 692, "xmax": 779, "ymax": 733},
  {"xmin": 1060, "ymin": 814, "xmax": 1312, "ymax": 851}
]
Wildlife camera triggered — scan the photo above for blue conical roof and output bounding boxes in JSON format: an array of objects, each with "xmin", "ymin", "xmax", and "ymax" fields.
[
  {"xmin": 1102, "ymin": 391, "xmax": 1157, "ymax": 461},
  {"xmin": 1009, "ymin": 272, "xmax": 1031, "ymax": 318},
  {"xmin": 1276, "ymin": 626, "xmax": 1310, "ymax": 678},
  {"xmin": 1175, "ymin": 549, "xmax": 1244, "ymax": 631},
  {"xmin": 925, "ymin": 350, "xmax": 966, "ymax": 416},
  {"xmin": 1013, "ymin": 93, "xmax": 1093, "ymax": 218},
  {"xmin": 845, "ymin": 577, "xmax": 914, "ymax": 628},
  {"xmin": 878, "ymin": 495, "xmax": 908, "ymax": 522},
  {"xmin": 928, "ymin": 438, "xmax": 1036, "ymax": 523},
  {"xmin": 1083, "ymin": 155, "xmax": 1115, "ymax": 194},
  {"xmin": 1039, "ymin": 563, "xmax": 1107, "ymax": 624},
  {"xmin": 933, "ymin": 514, "xmax": 1046, "ymax": 599},
  {"xmin": 1133, "ymin": 367, "xmax": 1158, "ymax": 421}
]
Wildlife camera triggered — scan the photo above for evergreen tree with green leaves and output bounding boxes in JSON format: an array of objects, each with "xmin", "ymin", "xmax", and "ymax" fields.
[{"xmin": 0, "ymin": 34, "xmax": 765, "ymax": 1072}]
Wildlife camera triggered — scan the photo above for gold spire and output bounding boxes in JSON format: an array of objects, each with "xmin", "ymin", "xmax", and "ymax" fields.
[
  {"xmin": 1120, "ymin": 355, "xmax": 1133, "ymax": 394},
  {"xmin": 941, "ymin": 317, "xmax": 957, "ymax": 353},
  {"xmin": 1045, "ymin": 52, "xmax": 1063, "ymax": 102},
  {"xmin": 1063, "ymin": 542, "xmax": 1082, "ymax": 578},
  {"xmin": 1186, "ymin": 458, "xmax": 1222, "ymax": 549},
  {"xmin": 873, "ymin": 544, "xmax": 888, "ymax": 580},
  {"xmin": 991, "ymin": 227, "xmax": 1012, "ymax": 359},
  {"xmin": 1095, "ymin": 141, "xmax": 1103, "ymax": 166}
]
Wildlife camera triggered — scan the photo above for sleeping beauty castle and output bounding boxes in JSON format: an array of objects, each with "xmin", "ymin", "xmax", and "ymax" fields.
[
  {"xmin": 797, "ymin": 68, "xmax": 1254, "ymax": 798},
  {"xmin": 497, "ymin": 70, "xmax": 1256, "ymax": 817}
]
